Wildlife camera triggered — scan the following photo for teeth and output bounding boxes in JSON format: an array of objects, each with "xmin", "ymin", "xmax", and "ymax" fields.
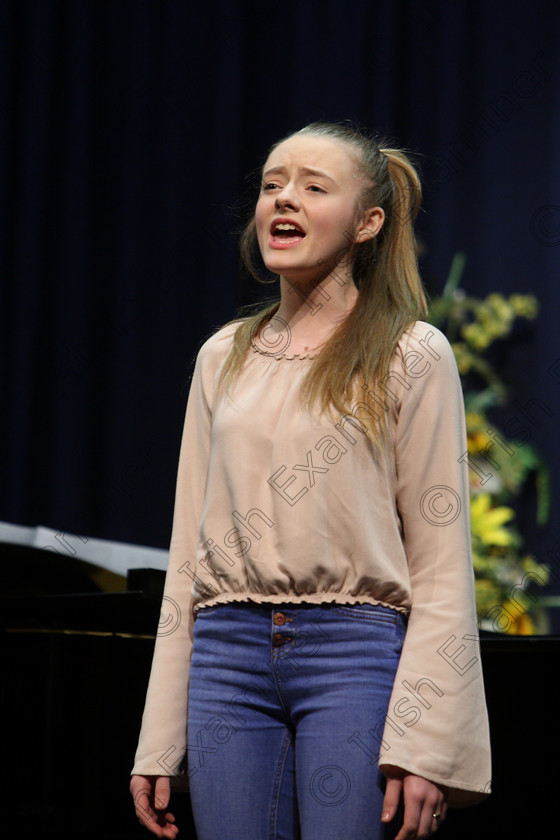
[{"xmin": 274, "ymin": 223, "xmax": 300, "ymax": 232}]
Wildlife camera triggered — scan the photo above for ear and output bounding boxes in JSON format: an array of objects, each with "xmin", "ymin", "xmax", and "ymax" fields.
[{"xmin": 355, "ymin": 206, "xmax": 385, "ymax": 243}]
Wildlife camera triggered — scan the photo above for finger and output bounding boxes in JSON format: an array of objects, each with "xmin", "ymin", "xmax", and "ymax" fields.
[
  {"xmin": 381, "ymin": 776, "xmax": 403, "ymax": 823},
  {"xmin": 418, "ymin": 795, "xmax": 445, "ymax": 837},
  {"xmin": 429, "ymin": 796, "xmax": 447, "ymax": 833},
  {"xmin": 159, "ymin": 823, "xmax": 179, "ymax": 840},
  {"xmin": 154, "ymin": 776, "xmax": 171, "ymax": 811},
  {"xmin": 418, "ymin": 798, "xmax": 440, "ymax": 837},
  {"xmin": 155, "ymin": 778, "xmax": 179, "ymax": 839},
  {"xmin": 394, "ymin": 794, "xmax": 421, "ymax": 840},
  {"xmin": 131, "ymin": 779, "xmax": 172, "ymax": 838},
  {"xmin": 133, "ymin": 784, "xmax": 158, "ymax": 826}
]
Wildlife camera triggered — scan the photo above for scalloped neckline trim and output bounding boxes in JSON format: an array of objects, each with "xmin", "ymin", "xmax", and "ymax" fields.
[{"xmin": 250, "ymin": 338, "xmax": 318, "ymax": 360}]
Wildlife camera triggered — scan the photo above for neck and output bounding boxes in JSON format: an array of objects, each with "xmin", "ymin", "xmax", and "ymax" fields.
[{"xmin": 275, "ymin": 269, "xmax": 358, "ymax": 342}]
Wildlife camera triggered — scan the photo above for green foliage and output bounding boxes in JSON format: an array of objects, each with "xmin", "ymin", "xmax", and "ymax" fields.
[{"xmin": 428, "ymin": 254, "xmax": 550, "ymax": 634}]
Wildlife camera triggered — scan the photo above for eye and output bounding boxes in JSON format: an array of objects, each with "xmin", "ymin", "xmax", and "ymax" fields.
[
  {"xmin": 307, "ymin": 184, "xmax": 326, "ymax": 193},
  {"xmin": 261, "ymin": 182, "xmax": 279, "ymax": 192}
]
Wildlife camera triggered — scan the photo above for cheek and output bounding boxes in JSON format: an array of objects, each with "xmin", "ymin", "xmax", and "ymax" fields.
[{"xmin": 314, "ymin": 213, "xmax": 351, "ymax": 243}]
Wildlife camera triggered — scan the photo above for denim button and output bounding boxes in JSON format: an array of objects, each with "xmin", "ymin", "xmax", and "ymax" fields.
[
  {"xmin": 272, "ymin": 633, "xmax": 286, "ymax": 647},
  {"xmin": 274, "ymin": 612, "xmax": 286, "ymax": 626}
]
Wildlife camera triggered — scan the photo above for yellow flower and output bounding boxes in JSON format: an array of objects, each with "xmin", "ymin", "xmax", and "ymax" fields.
[
  {"xmin": 501, "ymin": 600, "xmax": 536, "ymax": 635},
  {"xmin": 477, "ymin": 297, "xmax": 514, "ymax": 337},
  {"xmin": 467, "ymin": 431, "xmax": 492, "ymax": 454},
  {"xmin": 462, "ymin": 323, "xmax": 492, "ymax": 351},
  {"xmin": 522, "ymin": 556, "xmax": 549, "ymax": 585},
  {"xmin": 509, "ymin": 294, "xmax": 538, "ymax": 319},
  {"xmin": 470, "ymin": 493, "xmax": 516, "ymax": 546},
  {"xmin": 466, "ymin": 411, "xmax": 485, "ymax": 427}
]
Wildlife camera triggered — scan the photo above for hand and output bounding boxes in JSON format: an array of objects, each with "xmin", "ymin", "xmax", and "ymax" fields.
[
  {"xmin": 130, "ymin": 775, "xmax": 179, "ymax": 838},
  {"xmin": 381, "ymin": 766, "xmax": 447, "ymax": 839}
]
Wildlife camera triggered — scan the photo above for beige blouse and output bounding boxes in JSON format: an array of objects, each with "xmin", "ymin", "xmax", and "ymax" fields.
[{"xmin": 132, "ymin": 319, "xmax": 491, "ymax": 807}]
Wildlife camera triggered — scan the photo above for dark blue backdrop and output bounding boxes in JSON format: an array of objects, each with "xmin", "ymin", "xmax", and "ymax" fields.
[{"xmin": 1, "ymin": 1, "xmax": 559, "ymax": 594}]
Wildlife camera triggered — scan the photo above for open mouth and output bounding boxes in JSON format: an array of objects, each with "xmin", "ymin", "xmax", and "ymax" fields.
[{"xmin": 270, "ymin": 220, "xmax": 306, "ymax": 246}]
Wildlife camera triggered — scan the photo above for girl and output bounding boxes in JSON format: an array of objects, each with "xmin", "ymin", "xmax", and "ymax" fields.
[{"xmin": 130, "ymin": 122, "xmax": 491, "ymax": 840}]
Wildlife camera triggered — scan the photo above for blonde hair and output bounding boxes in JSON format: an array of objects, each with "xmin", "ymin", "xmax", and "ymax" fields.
[{"xmin": 218, "ymin": 121, "xmax": 428, "ymax": 454}]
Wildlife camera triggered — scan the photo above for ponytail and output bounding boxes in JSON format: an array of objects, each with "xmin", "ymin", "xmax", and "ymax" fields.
[{"xmin": 378, "ymin": 148, "xmax": 427, "ymax": 315}]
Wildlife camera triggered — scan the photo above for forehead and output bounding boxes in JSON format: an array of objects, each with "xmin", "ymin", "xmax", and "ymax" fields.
[{"xmin": 263, "ymin": 134, "xmax": 359, "ymax": 181}]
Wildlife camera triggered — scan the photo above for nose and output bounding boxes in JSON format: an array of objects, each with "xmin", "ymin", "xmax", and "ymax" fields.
[{"xmin": 274, "ymin": 182, "xmax": 300, "ymax": 211}]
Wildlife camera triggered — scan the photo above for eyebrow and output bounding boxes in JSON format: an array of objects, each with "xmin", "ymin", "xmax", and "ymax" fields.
[{"xmin": 262, "ymin": 165, "xmax": 336, "ymax": 184}]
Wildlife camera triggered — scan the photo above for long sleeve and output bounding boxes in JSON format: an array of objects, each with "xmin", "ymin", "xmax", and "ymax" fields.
[
  {"xmin": 131, "ymin": 340, "xmax": 216, "ymax": 776},
  {"xmin": 378, "ymin": 324, "xmax": 491, "ymax": 806}
]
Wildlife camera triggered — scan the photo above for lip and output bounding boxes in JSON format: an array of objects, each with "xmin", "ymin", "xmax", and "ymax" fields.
[
  {"xmin": 268, "ymin": 217, "xmax": 306, "ymax": 250},
  {"xmin": 270, "ymin": 217, "xmax": 306, "ymax": 236}
]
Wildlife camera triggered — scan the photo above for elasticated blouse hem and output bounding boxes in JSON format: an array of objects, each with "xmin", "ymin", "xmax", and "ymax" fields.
[{"xmin": 192, "ymin": 591, "xmax": 410, "ymax": 615}]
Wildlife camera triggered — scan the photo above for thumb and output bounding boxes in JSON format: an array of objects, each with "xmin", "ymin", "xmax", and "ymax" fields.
[
  {"xmin": 154, "ymin": 775, "xmax": 171, "ymax": 810},
  {"xmin": 381, "ymin": 776, "xmax": 402, "ymax": 823}
]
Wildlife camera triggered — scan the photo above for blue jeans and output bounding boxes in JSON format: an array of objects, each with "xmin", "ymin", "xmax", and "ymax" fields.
[{"xmin": 187, "ymin": 601, "xmax": 407, "ymax": 840}]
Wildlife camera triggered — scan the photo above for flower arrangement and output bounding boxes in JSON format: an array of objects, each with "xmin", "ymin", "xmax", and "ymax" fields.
[{"xmin": 428, "ymin": 253, "xmax": 550, "ymax": 634}]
